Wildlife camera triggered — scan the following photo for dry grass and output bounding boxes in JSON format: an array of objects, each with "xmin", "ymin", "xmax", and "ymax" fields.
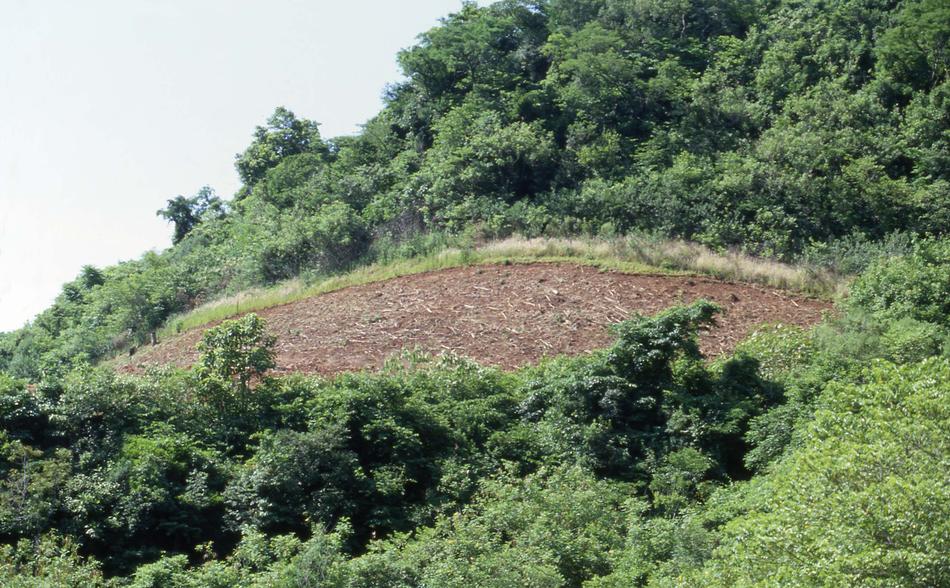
[
  {"xmin": 158, "ymin": 235, "xmax": 845, "ymax": 338},
  {"xmin": 617, "ymin": 236, "xmax": 843, "ymax": 295},
  {"xmin": 477, "ymin": 235, "xmax": 843, "ymax": 295}
]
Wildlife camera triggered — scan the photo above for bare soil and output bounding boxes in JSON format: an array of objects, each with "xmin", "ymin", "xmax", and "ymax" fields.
[{"xmin": 119, "ymin": 263, "xmax": 832, "ymax": 376}]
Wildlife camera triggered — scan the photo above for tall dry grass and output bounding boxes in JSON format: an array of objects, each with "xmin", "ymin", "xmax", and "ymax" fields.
[
  {"xmin": 478, "ymin": 235, "xmax": 842, "ymax": 295},
  {"xmin": 617, "ymin": 235, "xmax": 843, "ymax": 295},
  {"xmin": 158, "ymin": 234, "xmax": 845, "ymax": 338}
]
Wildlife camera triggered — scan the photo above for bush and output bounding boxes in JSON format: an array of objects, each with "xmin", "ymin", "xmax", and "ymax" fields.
[
  {"xmin": 798, "ymin": 230, "xmax": 917, "ymax": 275},
  {"xmin": 848, "ymin": 238, "xmax": 950, "ymax": 326},
  {"xmin": 0, "ymin": 374, "xmax": 45, "ymax": 444},
  {"xmin": 0, "ymin": 535, "xmax": 107, "ymax": 588},
  {"xmin": 224, "ymin": 426, "xmax": 360, "ymax": 535},
  {"xmin": 731, "ymin": 324, "xmax": 815, "ymax": 383},
  {"xmin": 196, "ymin": 313, "xmax": 276, "ymax": 398},
  {"xmin": 879, "ymin": 318, "xmax": 949, "ymax": 363},
  {"xmin": 257, "ymin": 203, "xmax": 368, "ymax": 283},
  {"xmin": 685, "ymin": 359, "xmax": 950, "ymax": 587}
]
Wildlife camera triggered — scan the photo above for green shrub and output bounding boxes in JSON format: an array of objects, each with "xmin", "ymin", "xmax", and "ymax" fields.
[
  {"xmin": 648, "ymin": 448, "xmax": 716, "ymax": 513},
  {"xmin": 848, "ymin": 239, "xmax": 950, "ymax": 327},
  {"xmin": 731, "ymin": 324, "xmax": 816, "ymax": 382},
  {"xmin": 685, "ymin": 359, "xmax": 950, "ymax": 587},
  {"xmin": 0, "ymin": 374, "xmax": 44, "ymax": 444},
  {"xmin": 0, "ymin": 535, "xmax": 108, "ymax": 588},
  {"xmin": 196, "ymin": 313, "xmax": 276, "ymax": 398},
  {"xmin": 798, "ymin": 230, "xmax": 916, "ymax": 275},
  {"xmin": 224, "ymin": 426, "xmax": 359, "ymax": 535},
  {"xmin": 880, "ymin": 318, "xmax": 949, "ymax": 363}
]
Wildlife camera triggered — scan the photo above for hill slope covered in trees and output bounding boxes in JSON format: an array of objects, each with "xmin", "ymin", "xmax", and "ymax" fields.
[
  {"xmin": 2, "ymin": 0, "xmax": 947, "ymax": 379},
  {"xmin": 1, "ymin": 0, "xmax": 948, "ymax": 586}
]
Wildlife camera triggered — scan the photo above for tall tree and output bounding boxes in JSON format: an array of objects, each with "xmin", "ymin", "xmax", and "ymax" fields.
[
  {"xmin": 156, "ymin": 186, "xmax": 224, "ymax": 244},
  {"xmin": 234, "ymin": 107, "xmax": 328, "ymax": 189}
]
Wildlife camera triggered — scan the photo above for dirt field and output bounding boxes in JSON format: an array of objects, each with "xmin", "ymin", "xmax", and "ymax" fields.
[{"xmin": 119, "ymin": 263, "xmax": 832, "ymax": 376}]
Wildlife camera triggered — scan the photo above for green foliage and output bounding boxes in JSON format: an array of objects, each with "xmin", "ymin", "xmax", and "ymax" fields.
[
  {"xmin": 127, "ymin": 554, "xmax": 191, "ymax": 588},
  {"xmin": 518, "ymin": 301, "xmax": 732, "ymax": 478},
  {"xmin": 877, "ymin": 0, "xmax": 949, "ymax": 92},
  {"xmin": 684, "ymin": 359, "xmax": 950, "ymax": 587},
  {"xmin": 407, "ymin": 107, "xmax": 558, "ymax": 228},
  {"xmin": 586, "ymin": 485, "xmax": 751, "ymax": 587},
  {"xmin": 648, "ymin": 447, "xmax": 716, "ymax": 513},
  {"xmin": 731, "ymin": 324, "xmax": 815, "ymax": 383},
  {"xmin": 3, "ymin": 0, "xmax": 950, "ymax": 584},
  {"xmin": 126, "ymin": 528, "xmax": 348, "ymax": 587},
  {"xmin": 0, "ymin": 534, "xmax": 109, "ymax": 587},
  {"xmin": 196, "ymin": 313, "xmax": 276, "ymax": 397},
  {"xmin": 799, "ymin": 230, "xmax": 916, "ymax": 275},
  {"xmin": 187, "ymin": 313, "xmax": 279, "ymax": 453},
  {"xmin": 0, "ymin": 438, "xmax": 70, "ymax": 540},
  {"xmin": 0, "ymin": 373, "xmax": 45, "ymax": 444},
  {"xmin": 256, "ymin": 202, "xmax": 368, "ymax": 282},
  {"xmin": 336, "ymin": 465, "xmax": 628, "ymax": 588},
  {"xmin": 235, "ymin": 106, "xmax": 328, "ymax": 189},
  {"xmin": 224, "ymin": 425, "xmax": 359, "ymax": 535},
  {"xmin": 109, "ymin": 426, "xmax": 222, "ymax": 546},
  {"xmin": 848, "ymin": 238, "xmax": 950, "ymax": 327},
  {"xmin": 257, "ymin": 152, "xmax": 328, "ymax": 209},
  {"xmin": 156, "ymin": 186, "xmax": 225, "ymax": 244}
]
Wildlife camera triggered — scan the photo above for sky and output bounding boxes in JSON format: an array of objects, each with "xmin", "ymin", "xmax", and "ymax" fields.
[{"xmin": 0, "ymin": 0, "xmax": 477, "ymax": 332}]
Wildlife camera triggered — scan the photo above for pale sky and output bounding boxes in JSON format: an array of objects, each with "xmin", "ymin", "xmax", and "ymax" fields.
[{"xmin": 0, "ymin": 0, "xmax": 477, "ymax": 332}]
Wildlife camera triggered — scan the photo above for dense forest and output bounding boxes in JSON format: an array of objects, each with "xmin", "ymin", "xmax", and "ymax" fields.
[{"xmin": 1, "ymin": 0, "xmax": 948, "ymax": 585}]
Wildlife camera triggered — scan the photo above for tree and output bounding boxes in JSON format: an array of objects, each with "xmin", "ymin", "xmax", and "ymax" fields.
[
  {"xmin": 0, "ymin": 438, "xmax": 70, "ymax": 540},
  {"xmin": 0, "ymin": 534, "xmax": 108, "ymax": 587},
  {"xmin": 877, "ymin": 0, "xmax": 950, "ymax": 92},
  {"xmin": 405, "ymin": 106, "xmax": 558, "ymax": 228},
  {"xmin": 156, "ymin": 186, "xmax": 225, "ymax": 244},
  {"xmin": 686, "ymin": 359, "xmax": 950, "ymax": 587},
  {"xmin": 192, "ymin": 314, "xmax": 278, "ymax": 451},
  {"xmin": 847, "ymin": 238, "xmax": 950, "ymax": 327},
  {"xmin": 235, "ymin": 107, "xmax": 328, "ymax": 189},
  {"xmin": 195, "ymin": 314, "xmax": 277, "ymax": 405},
  {"xmin": 518, "ymin": 301, "xmax": 721, "ymax": 478},
  {"xmin": 224, "ymin": 425, "xmax": 359, "ymax": 535}
]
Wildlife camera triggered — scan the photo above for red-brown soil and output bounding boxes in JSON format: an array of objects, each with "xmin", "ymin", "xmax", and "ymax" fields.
[{"xmin": 119, "ymin": 263, "xmax": 832, "ymax": 376}]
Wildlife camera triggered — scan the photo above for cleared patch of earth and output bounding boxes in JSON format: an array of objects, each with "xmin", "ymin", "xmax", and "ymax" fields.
[{"xmin": 119, "ymin": 263, "xmax": 832, "ymax": 376}]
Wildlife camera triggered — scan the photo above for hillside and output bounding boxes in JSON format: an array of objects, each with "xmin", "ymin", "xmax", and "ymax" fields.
[
  {"xmin": 1, "ymin": 0, "xmax": 948, "ymax": 586},
  {"xmin": 2, "ymin": 0, "xmax": 947, "ymax": 381},
  {"xmin": 120, "ymin": 262, "xmax": 830, "ymax": 375}
]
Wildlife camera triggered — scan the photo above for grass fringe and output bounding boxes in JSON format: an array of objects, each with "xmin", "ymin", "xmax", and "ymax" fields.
[{"xmin": 159, "ymin": 235, "xmax": 845, "ymax": 339}]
